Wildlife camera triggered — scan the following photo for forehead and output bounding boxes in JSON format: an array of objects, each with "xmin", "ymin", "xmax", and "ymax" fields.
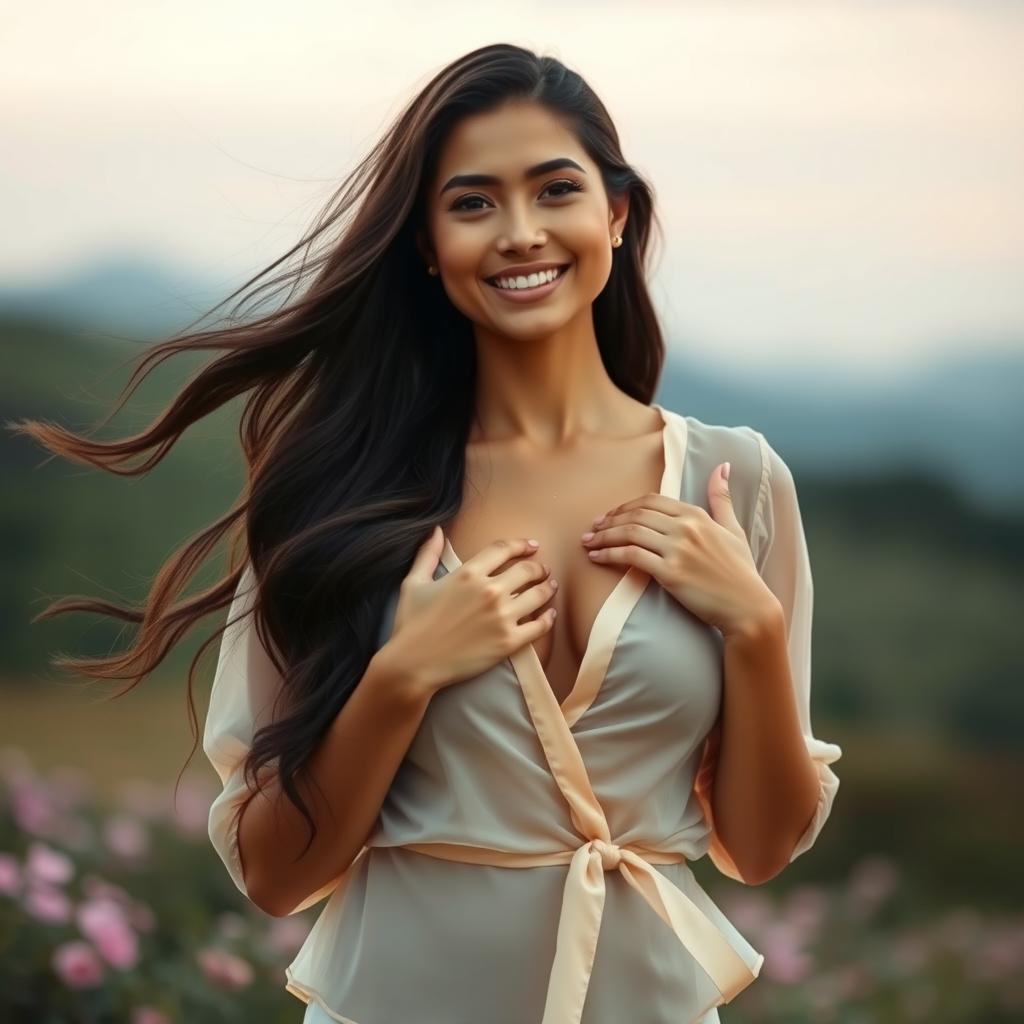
[{"xmin": 431, "ymin": 101, "xmax": 588, "ymax": 184}]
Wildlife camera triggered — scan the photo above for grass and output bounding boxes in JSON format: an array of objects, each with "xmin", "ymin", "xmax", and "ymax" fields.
[{"xmin": 0, "ymin": 678, "xmax": 214, "ymax": 797}]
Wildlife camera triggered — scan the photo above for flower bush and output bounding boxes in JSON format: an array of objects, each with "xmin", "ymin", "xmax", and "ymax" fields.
[
  {"xmin": 0, "ymin": 747, "xmax": 311, "ymax": 1022},
  {"xmin": 1, "ymin": 744, "xmax": 1022, "ymax": 1022}
]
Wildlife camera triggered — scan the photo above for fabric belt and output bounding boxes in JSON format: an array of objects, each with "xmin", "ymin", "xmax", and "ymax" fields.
[
  {"xmin": 401, "ymin": 836, "xmax": 760, "ymax": 1024},
  {"xmin": 285, "ymin": 548, "xmax": 765, "ymax": 1022}
]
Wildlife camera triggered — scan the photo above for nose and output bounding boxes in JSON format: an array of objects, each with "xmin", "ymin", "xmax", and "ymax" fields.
[
  {"xmin": 497, "ymin": 201, "xmax": 547, "ymax": 255},
  {"xmin": 591, "ymin": 839, "xmax": 622, "ymax": 871}
]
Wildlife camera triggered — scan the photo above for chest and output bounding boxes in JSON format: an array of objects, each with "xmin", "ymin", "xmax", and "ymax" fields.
[{"xmin": 442, "ymin": 429, "xmax": 667, "ymax": 704}]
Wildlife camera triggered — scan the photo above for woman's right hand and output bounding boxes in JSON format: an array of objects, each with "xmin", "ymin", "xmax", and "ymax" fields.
[{"xmin": 385, "ymin": 525, "xmax": 557, "ymax": 695}]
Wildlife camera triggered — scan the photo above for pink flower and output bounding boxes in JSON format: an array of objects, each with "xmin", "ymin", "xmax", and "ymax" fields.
[
  {"xmin": 82, "ymin": 874, "xmax": 132, "ymax": 904},
  {"xmin": 266, "ymin": 915, "xmax": 311, "ymax": 956},
  {"xmin": 24, "ymin": 884, "xmax": 73, "ymax": 924},
  {"xmin": 0, "ymin": 853, "xmax": 23, "ymax": 896},
  {"xmin": 131, "ymin": 1008, "xmax": 172, "ymax": 1024},
  {"xmin": 760, "ymin": 922, "xmax": 813, "ymax": 985},
  {"xmin": 783, "ymin": 883, "xmax": 828, "ymax": 938},
  {"xmin": 25, "ymin": 841, "xmax": 74, "ymax": 886},
  {"xmin": 76, "ymin": 897, "xmax": 140, "ymax": 970},
  {"xmin": 52, "ymin": 940, "xmax": 105, "ymax": 989},
  {"xmin": 10, "ymin": 777, "xmax": 60, "ymax": 837},
  {"xmin": 172, "ymin": 781, "xmax": 214, "ymax": 835},
  {"xmin": 196, "ymin": 946, "xmax": 255, "ymax": 990},
  {"xmin": 970, "ymin": 922, "xmax": 1024, "ymax": 981},
  {"xmin": 104, "ymin": 814, "xmax": 149, "ymax": 860},
  {"xmin": 718, "ymin": 889, "xmax": 774, "ymax": 936}
]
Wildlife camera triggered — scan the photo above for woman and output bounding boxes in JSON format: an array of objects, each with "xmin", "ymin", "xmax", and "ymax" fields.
[{"xmin": 22, "ymin": 43, "xmax": 841, "ymax": 1024}]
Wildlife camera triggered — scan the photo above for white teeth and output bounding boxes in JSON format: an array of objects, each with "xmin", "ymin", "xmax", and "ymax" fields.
[{"xmin": 491, "ymin": 266, "xmax": 565, "ymax": 290}]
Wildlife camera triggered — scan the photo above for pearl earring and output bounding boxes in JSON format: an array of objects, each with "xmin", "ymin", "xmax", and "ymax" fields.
[
  {"xmin": 427, "ymin": 265, "xmax": 438, "ymax": 275},
  {"xmin": 611, "ymin": 234, "xmax": 622, "ymax": 248}
]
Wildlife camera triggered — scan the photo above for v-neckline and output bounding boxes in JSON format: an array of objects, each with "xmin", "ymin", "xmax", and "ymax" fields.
[{"xmin": 438, "ymin": 403, "xmax": 688, "ymax": 726}]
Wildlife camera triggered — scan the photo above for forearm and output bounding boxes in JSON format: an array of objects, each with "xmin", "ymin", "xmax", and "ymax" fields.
[
  {"xmin": 239, "ymin": 642, "xmax": 436, "ymax": 915},
  {"xmin": 711, "ymin": 602, "xmax": 822, "ymax": 884}
]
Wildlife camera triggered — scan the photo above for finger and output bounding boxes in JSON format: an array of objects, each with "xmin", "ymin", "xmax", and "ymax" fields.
[
  {"xmin": 589, "ymin": 506, "xmax": 674, "ymax": 536},
  {"xmin": 407, "ymin": 525, "xmax": 444, "ymax": 580},
  {"xmin": 585, "ymin": 522, "xmax": 669, "ymax": 557},
  {"xmin": 509, "ymin": 570, "xmax": 558, "ymax": 622},
  {"xmin": 518, "ymin": 604, "xmax": 558, "ymax": 643},
  {"xmin": 471, "ymin": 537, "xmax": 541, "ymax": 577},
  {"xmin": 594, "ymin": 493, "xmax": 680, "ymax": 523},
  {"xmin": 586, "ymin": 541, "xmax": 662, "ymax": 577},
  {"xmin": 500, "ymin": 557, "xmax": 550, "ymax": 595}
]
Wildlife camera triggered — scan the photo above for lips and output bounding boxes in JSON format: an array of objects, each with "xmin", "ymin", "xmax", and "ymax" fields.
[
  {"xmin": 484, "ymin": 263, "xmax": 572, "ymax": 288},
  {"xmin": 482, "ymin": 262, "xmax": 573, "ymax": 304},
  {"xmin": 483, "ymin": 262, "xmax": 573, "ymax": 290}
]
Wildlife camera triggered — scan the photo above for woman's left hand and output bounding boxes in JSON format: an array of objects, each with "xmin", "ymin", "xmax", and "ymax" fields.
[{"xmin": 580, "ymin": 462, "xmax": 781, "ymax": 638}]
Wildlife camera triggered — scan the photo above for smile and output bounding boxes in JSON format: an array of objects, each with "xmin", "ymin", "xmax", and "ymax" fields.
[{"xmin": 484, "ymin": 263, "xmax": 572, "ymax": 303}]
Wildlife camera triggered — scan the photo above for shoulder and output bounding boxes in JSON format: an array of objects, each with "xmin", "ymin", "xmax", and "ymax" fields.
[{"xmin": 658, "ymin": 406, "xmax": 775, "ymax": 553}]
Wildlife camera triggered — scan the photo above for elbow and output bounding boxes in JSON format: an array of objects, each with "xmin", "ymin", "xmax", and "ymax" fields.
[
  {"xmin": 719, "ymin": 837, "xmax": 796, "ymax": 887},
  {"xmin": 246, "ymin": 873, "xmax": 296, "ymax": 918},
  {"xmin": 739, "ymin": 859, "xmax": 788, "ymax": 887},
  {"xmin": 247, "ymin": 876, "xmax": 292, "ymax": 917},
  {"xmin": 726, "ymin": 854, "xmax": 781, "ymax": 887},
  {"xmin": 737, "ymin": 821, "xmax": 817, "ymax": 886}
]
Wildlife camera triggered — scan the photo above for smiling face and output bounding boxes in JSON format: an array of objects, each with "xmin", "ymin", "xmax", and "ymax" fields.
[{"xmin": 419, "ymin": 99, "xmax": 628, "ymax": 343}]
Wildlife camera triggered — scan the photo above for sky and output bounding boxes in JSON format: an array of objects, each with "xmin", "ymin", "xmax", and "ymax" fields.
[{"xmin": 2, "ymin": 0, "xmax": 1022, "ymax": 380}]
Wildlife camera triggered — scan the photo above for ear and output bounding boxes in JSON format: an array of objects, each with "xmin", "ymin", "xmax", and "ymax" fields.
[{"xmin": 608, "ymin": 190, "xmax": 630, "ymax": 240}]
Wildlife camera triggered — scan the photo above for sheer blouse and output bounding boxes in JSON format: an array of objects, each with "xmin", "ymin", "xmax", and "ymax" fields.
[{"xmin": 203, "ymin": 404, "xmax": 842, "ymax": 1024}]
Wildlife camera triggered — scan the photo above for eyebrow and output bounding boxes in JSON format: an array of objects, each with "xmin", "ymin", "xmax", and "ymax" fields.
[{"xmin": 439, "ymin": 157, "xmax": 587, "ymax": 196}]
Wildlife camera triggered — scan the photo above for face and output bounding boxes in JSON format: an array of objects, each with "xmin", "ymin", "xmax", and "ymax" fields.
[{"xmin": 419, "ymin": 100, "xmax": 628, "ymax": 343}]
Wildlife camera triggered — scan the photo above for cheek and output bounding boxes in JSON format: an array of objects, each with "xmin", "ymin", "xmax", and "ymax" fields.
[
  {"xmin": 435, "ymin": 229, "xmax": 483, "ymax": 280},
  {"xmin": 570, "ymin": 231, "xmax": 615, "ymax": 295}
]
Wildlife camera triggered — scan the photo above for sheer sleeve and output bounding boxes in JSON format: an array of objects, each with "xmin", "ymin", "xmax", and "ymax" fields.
[
  {"xmin": 202, "ymin": 562, "xmax": 280, "ymax": 903},
  {"xmin": 695, "ymin": 430, "xmax": 842, "ymax": 882},
  {"xmin": 202, "ymin": 563, "xmax": 343, "ymax": 914},
  {"xmin": 753, "ymin": 432, "xmax": 842, "ymax": 864},
  {"xmin": 201, "ymin": 565, "xmax": 354, "ymax": 917}
]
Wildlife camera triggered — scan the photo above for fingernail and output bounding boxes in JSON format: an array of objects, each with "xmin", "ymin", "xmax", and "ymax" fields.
[
  {"xmin": 581, "ymin": 531, "xmax": 594, "ymax": 542},
  {"xmin": 528, "ymin": 538, "xmax": 539, "ymax": 547}
]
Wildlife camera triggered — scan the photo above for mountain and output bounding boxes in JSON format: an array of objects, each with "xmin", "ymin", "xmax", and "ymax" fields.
[{"xmin": 3, "ymin": 251, "xmax": 1021, "ymax": 510}]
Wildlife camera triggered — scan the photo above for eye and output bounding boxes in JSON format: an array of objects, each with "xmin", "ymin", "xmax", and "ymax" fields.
[
  {"xmin": 450, "ymin": 194, "xmax": 490, "ymax": 213},
  {"xmin": 448, "ymin": 178, "xmax": 585, "ymax": 213},
  {"xmin": 542, "ymin": 178, "xmax": 585, "ymax": 199}
]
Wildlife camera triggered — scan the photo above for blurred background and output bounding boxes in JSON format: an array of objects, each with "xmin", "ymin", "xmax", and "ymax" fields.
[{"xmin": 2, "ymin": 2, "xmax": 1022, "ymax": 1022}]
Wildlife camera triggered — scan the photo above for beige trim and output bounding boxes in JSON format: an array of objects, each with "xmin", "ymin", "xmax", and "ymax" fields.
[{"xmin": 284, "ymin": 405, "xmax": 765, "ymax": 1023}]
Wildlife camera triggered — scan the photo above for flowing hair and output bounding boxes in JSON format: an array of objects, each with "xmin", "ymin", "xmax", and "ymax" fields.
[{"xmin": 9, "ymin": 42, "xmax": 667, "ymax": 854}]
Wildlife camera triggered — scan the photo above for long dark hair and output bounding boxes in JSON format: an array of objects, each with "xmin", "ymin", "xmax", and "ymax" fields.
[{"xmin": 11, "ymin": 42, "xmax": 667, "ymax": 854}]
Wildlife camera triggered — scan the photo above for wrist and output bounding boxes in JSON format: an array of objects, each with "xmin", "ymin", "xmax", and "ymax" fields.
[
  {"xmin": 723, "ymin": 594, "xmax": 785, "ymax": 647},
  {"xmin": 368, "ymin": 640, "xmax": 438, "ymax": 705}
]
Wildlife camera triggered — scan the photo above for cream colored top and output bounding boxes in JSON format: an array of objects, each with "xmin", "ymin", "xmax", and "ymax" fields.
[{"xmin": 203, "ymin": 404, "xmax": 842, "ymax": 1024}]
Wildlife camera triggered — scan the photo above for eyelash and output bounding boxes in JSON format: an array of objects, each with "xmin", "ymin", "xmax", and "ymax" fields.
[{"xmin": 449, "ymin": 179, "xmax": 585, "ymax": 213}]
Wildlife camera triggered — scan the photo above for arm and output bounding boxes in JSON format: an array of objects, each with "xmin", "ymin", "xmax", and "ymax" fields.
[
  {"xmin": 712, "ymin": 607, "xmax": 824, "ymax": 885},
  {"xmin": 203, "ymin": 563, "xmax": 437, "ymax": 917},
  {"xmin": 695, "ymin": 433, "xmax": 842, "ymax": 885}
]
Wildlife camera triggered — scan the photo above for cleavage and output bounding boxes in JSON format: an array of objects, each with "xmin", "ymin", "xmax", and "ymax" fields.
[{"xmin": 444, "ymin": 422, "xmax": 666, "ymax": 705}]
